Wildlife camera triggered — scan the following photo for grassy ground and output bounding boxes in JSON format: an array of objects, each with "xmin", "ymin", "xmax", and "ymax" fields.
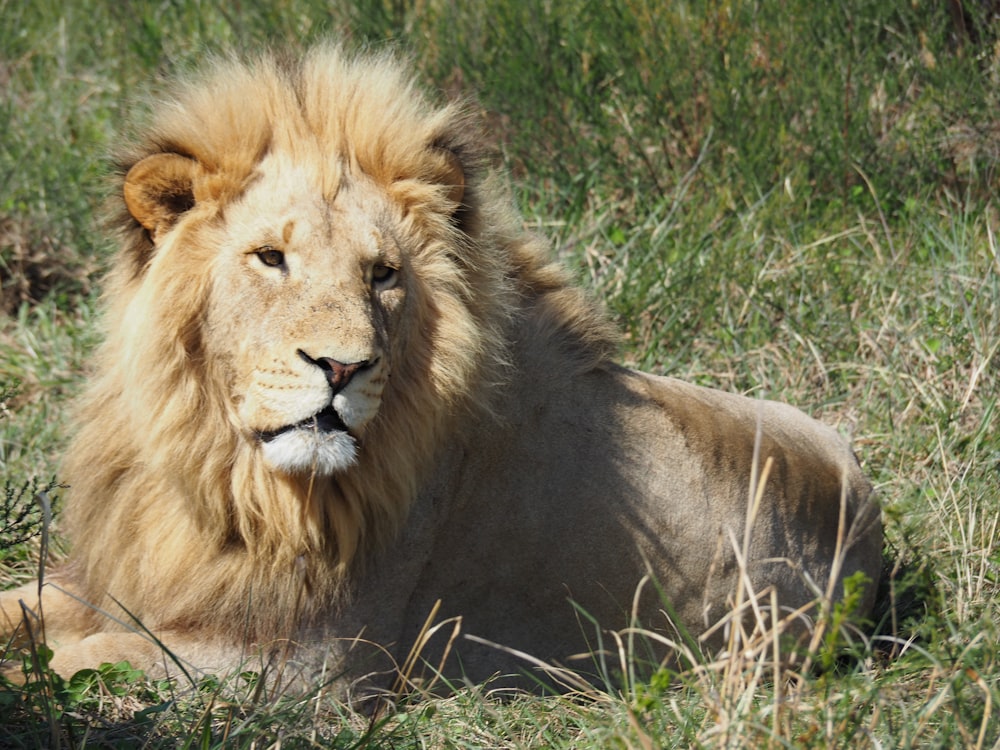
[{"xmin": 2, "ymin": 0, "xmax": 999, "ymax": 747}]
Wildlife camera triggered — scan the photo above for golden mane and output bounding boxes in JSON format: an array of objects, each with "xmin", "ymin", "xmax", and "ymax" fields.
[{"xmin": 61, "ymin": 45, "xmax": 618, "ymax": 642}]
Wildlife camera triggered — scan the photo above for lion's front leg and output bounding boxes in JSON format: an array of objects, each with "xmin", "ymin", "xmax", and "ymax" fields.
[
  {"xmin": 1, "ymin": 577, "xmax": 97, "ymax": 680},
  {"xmin": 1, "ymin": 578, "xmax": 95, "ymax": 650},
  {"xmin": 1, "ymin": 581, "xmax": 251, "ymax": 683}
]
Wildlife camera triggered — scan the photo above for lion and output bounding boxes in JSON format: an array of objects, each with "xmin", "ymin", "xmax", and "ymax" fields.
[{"xmin": 0, "ymin": 44, "xmax": 881, "ymax": 696}]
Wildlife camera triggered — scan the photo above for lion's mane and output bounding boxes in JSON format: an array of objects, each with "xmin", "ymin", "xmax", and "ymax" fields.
[{"xmin": 62, "ymin": 45, "xmax": 616, "ymax": 644}]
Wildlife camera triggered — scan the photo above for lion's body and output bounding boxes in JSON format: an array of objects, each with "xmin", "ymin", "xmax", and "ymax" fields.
[{"xmin": 1, "ymin": 45, "xmax": 881, "ymax": 693}]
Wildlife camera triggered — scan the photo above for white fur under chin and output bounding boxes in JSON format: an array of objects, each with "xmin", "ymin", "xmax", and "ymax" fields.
[{"xmin": 261, "ymin": 429, "xmax": 358, "ymax": 475}]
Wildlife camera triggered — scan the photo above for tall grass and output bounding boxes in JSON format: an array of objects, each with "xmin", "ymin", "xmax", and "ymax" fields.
[{"xmin": 1, "ymin": 0, "xmax": 998, "ymax": 746}]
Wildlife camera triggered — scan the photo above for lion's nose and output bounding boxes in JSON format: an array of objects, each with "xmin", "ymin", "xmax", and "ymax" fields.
[{"xmin": 297, "ymin": 350, "xmax": 368, "ymax": 394}]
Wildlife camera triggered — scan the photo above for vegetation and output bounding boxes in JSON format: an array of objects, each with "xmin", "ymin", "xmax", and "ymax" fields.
[{"xmin": 1, "ymin": 0, "xmax": 998, "ymax": 746}]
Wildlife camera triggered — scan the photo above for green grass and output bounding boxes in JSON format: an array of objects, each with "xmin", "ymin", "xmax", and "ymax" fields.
[{"xmin": 2, "ymin": 0, "xmax": 999, "ymax": 747}]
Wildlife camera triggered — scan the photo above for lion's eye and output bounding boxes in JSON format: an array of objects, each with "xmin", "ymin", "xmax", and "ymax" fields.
[
  {"xmin": 255, "ymin": 247, "xmax": 285, "ymax": 268},
  {"xmin": 372, "ymin": 264, "xmax": 398, "ymax": 290}
]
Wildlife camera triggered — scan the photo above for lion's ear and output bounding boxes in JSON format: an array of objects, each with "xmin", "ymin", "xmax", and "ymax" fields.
[
  {"xmin": 123, "ymin": 153, "xmax": 199, "ymax": 240},
  {"xmin": 436, "ymin": 148, "xmax": 465, "ymax": 210}
]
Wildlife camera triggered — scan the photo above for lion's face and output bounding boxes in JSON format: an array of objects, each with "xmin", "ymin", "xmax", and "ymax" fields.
[
  {"xmin": 127, "ymin": 151, "xmax": 419, "ymax": 476},
  {"xmin": 114, "ymin": 51, "xmax": 479, "ymax": 488},
  {"xmin": 211, "ymin": 157, "xmax": 408, "ymax": 475}
]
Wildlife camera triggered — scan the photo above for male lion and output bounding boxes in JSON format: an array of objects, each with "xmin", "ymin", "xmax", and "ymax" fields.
[{"xmin": 1, "ymin": 45, "xmax": 881, "ymax": 696}]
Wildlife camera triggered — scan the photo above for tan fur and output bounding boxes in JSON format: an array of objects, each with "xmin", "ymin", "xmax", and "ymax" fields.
[{"xmin": 1, "ymin": 45, "xmax": 881, "ymax": 694}]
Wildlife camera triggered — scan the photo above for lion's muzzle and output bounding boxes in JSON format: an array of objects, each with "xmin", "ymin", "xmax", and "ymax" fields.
[{"xmin": 254, "ymin": 351, "xmax": 385, "ymax": 476}]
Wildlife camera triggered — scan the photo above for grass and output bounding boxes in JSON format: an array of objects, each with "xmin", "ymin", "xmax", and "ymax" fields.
[{"xmin": 2, "ymin": 0, "xmax": 999, "ymax": 746}]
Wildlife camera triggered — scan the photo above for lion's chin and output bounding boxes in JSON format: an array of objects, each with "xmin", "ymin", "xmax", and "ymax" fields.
[{"xmin": 260, "ymin": 429, "xmax": 358, "ymax": 476}]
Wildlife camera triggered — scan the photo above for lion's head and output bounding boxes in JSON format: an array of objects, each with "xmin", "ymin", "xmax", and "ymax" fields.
[
  {"xmin": 61, "ymin": 45, "xmax": 608, "ymax": 636},
  {"xmin": 123, "ymin": 146, "xmax": 446, "ymax": 479}
]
